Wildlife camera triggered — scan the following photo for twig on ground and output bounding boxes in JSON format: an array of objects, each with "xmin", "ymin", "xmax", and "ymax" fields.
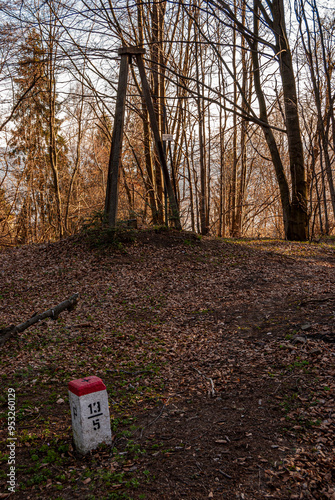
[
  {"xmin": 139, "ymin": 398, "xmax": 171, "ymax": 439},
  {"xmin": 299, "ymin": 295, "xmax": 335, "ymax": 306},
  {"xmin": 218, "ymin": 470, "xmax": 232, "ymax": 479},
  {"xmin": 192, "ymin": 366, "xmax": 215, "ymax": 397},
  {"xmin": 274, "ymin": 374, "xmax": 306, "ymax": 394}
]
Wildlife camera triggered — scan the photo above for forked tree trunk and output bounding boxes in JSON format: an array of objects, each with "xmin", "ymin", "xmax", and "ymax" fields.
[
  {"xmin": 151, "ymin": 1, "xmax": 164, "ymax": 224},
  {"xmin": 251, "ymin": 0, "xmax": 308, "ymax": 240},
  {"xmin": 137, "ymin": 2, "xmax": 159, "ymax": 223},
  {"xmin": 273, "ymin": 0, "xmax": 308, "ymax": 240}
]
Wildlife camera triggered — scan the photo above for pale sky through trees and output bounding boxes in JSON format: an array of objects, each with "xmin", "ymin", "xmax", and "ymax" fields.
[{"xmin": 0, "ymin": 0, "xmax": 334, "ymax": 242}]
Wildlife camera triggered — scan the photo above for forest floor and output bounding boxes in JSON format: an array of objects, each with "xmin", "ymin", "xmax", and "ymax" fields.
[{"xmin": 0, "ymin": 229, "xmax": 335, "ymax": 500}]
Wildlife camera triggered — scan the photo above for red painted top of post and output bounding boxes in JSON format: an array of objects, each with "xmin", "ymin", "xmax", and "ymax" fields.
[{"xmin": 68, "ymin": 376, "xmax": 106, "ymax": 396}]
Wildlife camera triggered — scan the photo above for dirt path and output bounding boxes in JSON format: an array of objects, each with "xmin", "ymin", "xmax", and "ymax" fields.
[{"xmin": 0, "ymin": 232, "xmax": 334, "ymax": 499}]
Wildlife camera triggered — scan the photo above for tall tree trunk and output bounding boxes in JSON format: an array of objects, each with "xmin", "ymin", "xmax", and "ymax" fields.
[
  {"xmin": 250, "ymin": 0, "xmax": 308, "ymax": 240},
  {"xmin": 64, "ymin": 82, "xmax": 85, "ymax": 235},
  {"xmin": 235, "ymin": 1, "xmax": 249, "ymax": 236},
  {"xmin": 48, "ymin": 35, "xmax": 63, "ymax": 239},
  {"xmin": 151, "ymin": 1, "xmax": 164, "ymax": 224},
  {"xmin": 272, "ymin": 0, "xmax": 308, "ymax": 240},
  {"xmin": 251, "ymin": 2, "xmax": 291, "ymax": 237},
  {"xmin": 298, "ymin": 0, "xmax": 335, "ymax": 223},
  {"xmin": 194, "ymin": 3, "xmax": 208, "ymax": 235},
  {"xmin": 137, "ymin": 2, "xmax": 159, "ymax": 223},
  {"xmin": 230, "ymin": 2, "xmax": 238, "ymax": 237}
]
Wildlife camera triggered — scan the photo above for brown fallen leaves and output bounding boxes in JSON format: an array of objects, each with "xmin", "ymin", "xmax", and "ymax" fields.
[{"xmin": 0, "ymin": 231, "xmax": 335, "ymax": 499}]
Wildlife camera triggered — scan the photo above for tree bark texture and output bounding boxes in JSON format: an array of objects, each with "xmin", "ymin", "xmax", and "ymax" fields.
[
  {"xmin": 136, "ymin": 53, "xmax": 181, "ymax": 229},
  {"xmin": 272, "ymin": 0, "xmax": 308, "ymax": 240}
]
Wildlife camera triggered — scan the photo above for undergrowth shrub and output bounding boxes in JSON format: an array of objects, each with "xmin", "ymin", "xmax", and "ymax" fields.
[{"xmin": 80, "ymin": 211, "xmax": 136, "ymax": 250}]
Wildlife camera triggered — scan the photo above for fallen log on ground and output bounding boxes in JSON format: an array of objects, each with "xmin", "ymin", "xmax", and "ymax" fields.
[{"xmin": 0, "ymin": 293, "xmax": 79, "ymax": 347}]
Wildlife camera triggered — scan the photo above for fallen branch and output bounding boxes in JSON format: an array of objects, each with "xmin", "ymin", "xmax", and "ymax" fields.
[
  {"xmin": 299, "ymin": 295, "xmax": 335, "ymax": 307},
  {"xmin": 193, "ymin": 366, "xmax": 215, "ymax": 397},
  {"xmin": 0, "ymin": 293, "xmax": 79, "ymax": 347}
]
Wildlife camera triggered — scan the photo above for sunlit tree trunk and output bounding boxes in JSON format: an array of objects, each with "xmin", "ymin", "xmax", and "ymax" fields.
[
  {"xmin": 151, "ymin": 0, "xmax": 164, "ymax": 224},
  {"xmin": 273, "ymin": 0, "xmax": 308, "ymax": 240},
  {"xmin": 137, "ymin": 2, "xmax": 159, "ymax": 223}
]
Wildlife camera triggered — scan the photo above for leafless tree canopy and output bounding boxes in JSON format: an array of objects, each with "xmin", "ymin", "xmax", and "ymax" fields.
[{"xmin": 0, "ymin": 0, "xmax": 334, "ymax": 243}]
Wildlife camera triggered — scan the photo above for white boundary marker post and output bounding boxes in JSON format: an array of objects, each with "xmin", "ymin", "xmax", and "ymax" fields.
[{"xmin": 68, "ymin": 376, "xmax": 112, "ymax": 454}]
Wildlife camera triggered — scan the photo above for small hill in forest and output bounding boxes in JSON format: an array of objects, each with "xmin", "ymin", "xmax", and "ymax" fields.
[{"xmin": 1, "ymin": 231, "xmax": 335, "ymax": 499}]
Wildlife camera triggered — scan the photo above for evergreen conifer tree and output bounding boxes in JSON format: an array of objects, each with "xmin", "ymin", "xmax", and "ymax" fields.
[{"xmin": 10, "ymin": 29, "xmax": 67, "ymax": 243}]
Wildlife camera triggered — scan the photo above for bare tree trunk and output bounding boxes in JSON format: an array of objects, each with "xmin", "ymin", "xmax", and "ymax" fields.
[
  {"xmin": 64, "ymin": 82, "xmax": 85, "ymax": 235},
  {"xmin": 194, "ymin": 3, "xmax": 208, "ymax": 235},
  {"xmin": 48, "ymin": 35, "xmax": 63, "ymax": 239},
  {"xmin": 137, "ymin": 2, "xmax": 158, "ymax": 223},
  {"xmin": 250, "ymin": 2, "xmax": 291, "ymax": 238},
  {"xmin": 273, "ymin": 0, "xmax": 308, "ymax": 240},
  {"xmin": 136, "ymin": 53, "xmax": 181, "ymax": 229},
  {"xmin": 298, "ymin": 0, "xmax": 335, "ymax": 223},
  {"xmin": 230, "ymin": 2, "xmax": 238, "ymax": 237},
  {"xmin": 184, "ymin": 131, "xmax": 195, "ymax": 232},
  {"xmin": 235, "ymin": 1, "xmax": 249, "ymax": 236},
  {"xmin": 151, "ymin": 1, "xmax": 164, "ymax": 224}
]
